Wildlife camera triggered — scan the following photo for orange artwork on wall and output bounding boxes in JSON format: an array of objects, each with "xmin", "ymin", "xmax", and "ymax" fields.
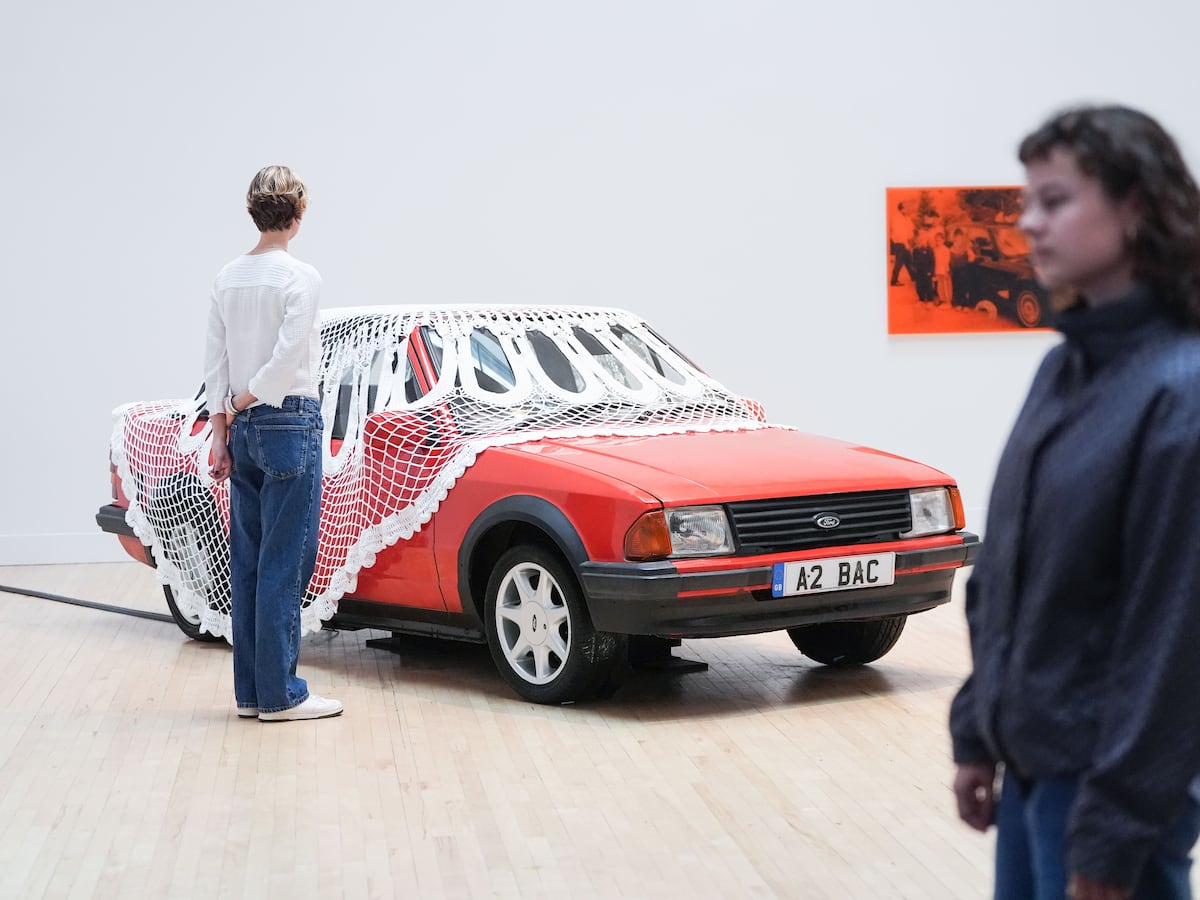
[{"xmin": 887, "ymin": 186, "xmax": 1052, "ymax": 334}]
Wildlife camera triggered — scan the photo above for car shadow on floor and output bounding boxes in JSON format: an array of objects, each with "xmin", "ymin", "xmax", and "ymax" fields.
[{"xmin": 321, "ymin": 629, "xmax": 960, "ymax": 721}]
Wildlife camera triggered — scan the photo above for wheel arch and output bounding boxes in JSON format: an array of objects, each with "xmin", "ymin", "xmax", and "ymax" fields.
[{"xmin": 457, "ymin": 496, "xmax": 590, "ymax": 621}]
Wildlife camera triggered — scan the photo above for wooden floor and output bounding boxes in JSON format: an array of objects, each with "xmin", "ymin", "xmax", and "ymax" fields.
[{"xmin": 0, "ymin": 563, "xmax": 1007, "ymax": 898}]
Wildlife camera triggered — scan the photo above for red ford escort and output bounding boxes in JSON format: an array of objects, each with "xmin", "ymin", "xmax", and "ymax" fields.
[{"xmin": 98, "ymin": 305, "xmax": 977, "ymax": 703}]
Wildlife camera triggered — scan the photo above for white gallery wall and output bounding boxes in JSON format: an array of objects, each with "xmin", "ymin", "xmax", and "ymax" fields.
[{"xmin": 3, "ymin": 1, "xmax": 1198, "ymax": 564}]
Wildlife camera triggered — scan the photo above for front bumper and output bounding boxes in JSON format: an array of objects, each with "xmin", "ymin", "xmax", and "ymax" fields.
[{"xmin": 579, "ymin": 532, "xmax": 979, "ymax": 638}]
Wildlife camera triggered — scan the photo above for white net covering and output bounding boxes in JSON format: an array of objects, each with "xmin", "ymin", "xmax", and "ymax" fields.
[{"xmin": 112, "ymin": 305, "xmax": 768, "ymax": 640}]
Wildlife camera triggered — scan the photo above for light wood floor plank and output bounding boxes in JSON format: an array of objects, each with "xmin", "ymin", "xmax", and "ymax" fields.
[{"xmin": 0, "ymin": 561, "xmax": 1192, "ymax": 898}]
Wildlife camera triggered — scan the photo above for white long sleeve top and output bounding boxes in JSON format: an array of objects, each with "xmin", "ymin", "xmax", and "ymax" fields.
[{"xmin": 204, "ymin": 250, "xmax": 322, "ymax": 410}]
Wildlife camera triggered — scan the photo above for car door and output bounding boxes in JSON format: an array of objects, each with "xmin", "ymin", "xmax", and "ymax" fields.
[{"xmin": 333, "ymin": 324, "xmax": 453, "ymax": 610}]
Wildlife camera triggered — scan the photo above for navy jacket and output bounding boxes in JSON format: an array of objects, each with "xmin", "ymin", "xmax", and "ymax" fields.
[{"xmin": 949, "ymin": 286, "xmax": 1200, "ymax": 886}]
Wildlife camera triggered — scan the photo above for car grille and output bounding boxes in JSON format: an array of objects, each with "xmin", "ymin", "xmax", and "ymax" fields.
[{"xmin": 727, "ymin": 489, "xmax": 913, "ymax": 555}]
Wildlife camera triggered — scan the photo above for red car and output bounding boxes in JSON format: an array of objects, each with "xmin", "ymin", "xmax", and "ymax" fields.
[{"xmin": 97, "ymin": 305, "xmax": 978, "ymax": 703}]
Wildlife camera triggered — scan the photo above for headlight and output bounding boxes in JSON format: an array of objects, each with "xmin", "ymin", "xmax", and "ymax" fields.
[
  {"xmin": 625, "ymin": 505, "xmax": 734, "ymax": 560},
  {"xmin": 666, "ymin": 506, "xmax": 734, "ymax": 556},
  {"xmin": 900, "ymin": 487, "xmax": 954, "ymax": 538}
]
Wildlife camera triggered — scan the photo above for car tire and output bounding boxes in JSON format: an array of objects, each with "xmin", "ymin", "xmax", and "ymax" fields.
[
  {"xmin": 145, "ymin": 473, "xmax": 230, "ymax": 642},
  {"xmin": 484, "ymin": 544, "xmax": 627, "ymax": 704},
  {"xmin": 974, "ymin": 299, "xmax": 999, "ymax": 319},
  {"xmin": 786, "ymin": 615, "xmax": 907, "ymax": 666},
  {"xmin": 162, "ymin": 585, "xmax": 225, "ymax": 643},
  {"xmin": 1014, "ymin": 286, "xmax": 1044, "ymax": 327}
]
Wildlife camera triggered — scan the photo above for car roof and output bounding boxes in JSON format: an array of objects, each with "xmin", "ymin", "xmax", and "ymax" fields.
[{"xmin": 320, "ymin": 304, "xmax": 630, "ymax": 323}]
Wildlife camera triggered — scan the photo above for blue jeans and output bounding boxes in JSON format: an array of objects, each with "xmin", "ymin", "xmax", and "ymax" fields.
[
  {"xmin": 995, "ymin": 771, "xmax": 1200, "ymax": 900},
  {"xmin": 228, "ymin": 396, "xmax": 323, "ymax": 714}
]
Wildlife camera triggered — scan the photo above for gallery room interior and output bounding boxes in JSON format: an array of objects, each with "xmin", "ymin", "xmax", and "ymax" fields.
[{"xmin": 5, "ymin": 2, "xmax": 1200, "ymax": 897}]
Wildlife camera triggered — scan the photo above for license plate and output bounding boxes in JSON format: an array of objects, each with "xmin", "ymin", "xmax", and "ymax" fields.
[{"xmin": 771, "ymin": 552, "xmax": 896, "ymax": 598}]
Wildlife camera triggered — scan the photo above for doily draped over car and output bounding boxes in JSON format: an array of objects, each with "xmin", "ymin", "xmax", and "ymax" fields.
[{"xmin": 111, "ymin": 305, "xmax": 769, "ymax": 640}]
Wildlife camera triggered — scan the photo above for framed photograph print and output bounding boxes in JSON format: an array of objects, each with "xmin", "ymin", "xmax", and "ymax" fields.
[{"xmin": 887, "ymin": 186, "xmax": 1052, "ymax": 334}]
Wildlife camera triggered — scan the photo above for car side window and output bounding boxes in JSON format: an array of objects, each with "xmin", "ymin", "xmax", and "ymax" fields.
[
  {"xmin": 528, "ymin": 329, "xmax": 584, "ymax": 393},
  {"xmin": 367, "ymin": 347, "xmax": 401, "ymax": 412},
  {"xmin": 403, "ymin": 355, "xmax": 421, "ymax": 403},
  {"xmin": 470, "ymin": 327, "xmax": 517, "ymax": 394},
  {"xmin": 329, "ymin": 367, "xmax": 356, "ymax": 441},
  {"xmin": 327, "ymin": 348, "xmax": 395, "ymax": 440},
  {"xmin": 423, "ymin": 326, "xmax": 444, "ymax": 372},
  {"xmin": 973, "ymin": 233, "xmax": 1000, "ymax": 260},
  {"xmin": 993, "ymin": 228, "xmax": 1026, "ymax": 257},
  {"xmin": 571, "ymin": 326, "xmax": 642, "ymax": 390},
  {"xmin": 404, "ymin": 326, "xmax": 444, "ymax": 403}
]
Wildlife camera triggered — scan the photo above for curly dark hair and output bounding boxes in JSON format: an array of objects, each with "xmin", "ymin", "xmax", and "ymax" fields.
[{"xmin": 1018, "ymin": 104, "xmax": 1200, "ymax": 326}]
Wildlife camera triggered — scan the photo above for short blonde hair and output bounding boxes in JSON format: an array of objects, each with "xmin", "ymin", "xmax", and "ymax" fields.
[{"xmin": 246, "ymin": 165, "xmax": 307, "ymax": 232}]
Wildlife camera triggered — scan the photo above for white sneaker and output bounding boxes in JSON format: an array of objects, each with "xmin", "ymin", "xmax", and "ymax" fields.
[
  {"xmin": 237, "ymin": 707, "xmax": 259, "ymax": 718},
  {"xmin": 258, "ymin": 694, "xmax": 343, "ymax": 722}
]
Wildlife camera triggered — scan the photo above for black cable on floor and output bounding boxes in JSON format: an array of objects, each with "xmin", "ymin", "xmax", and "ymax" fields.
[{"xmin": 0, "ymin": 583, "xmax": 174, "ymax": 624}]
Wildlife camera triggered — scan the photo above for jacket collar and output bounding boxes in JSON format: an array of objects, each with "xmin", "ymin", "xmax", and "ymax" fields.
[{"xmin": 1053, "ymin": 284, "xmax": 1170, "ymax": 371}]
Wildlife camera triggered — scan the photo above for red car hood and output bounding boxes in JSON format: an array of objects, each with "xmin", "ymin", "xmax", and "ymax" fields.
[{"xmin": 505, "ymin": 427, "xmax": 953, "ymax": 503}]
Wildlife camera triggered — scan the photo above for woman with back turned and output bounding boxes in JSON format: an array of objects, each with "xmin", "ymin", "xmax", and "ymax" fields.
[{"xmin": 205, "ymin": 165, "xmax": 342, "ymax": 723}]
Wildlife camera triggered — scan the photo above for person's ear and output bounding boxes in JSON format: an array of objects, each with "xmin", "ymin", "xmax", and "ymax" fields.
[{"xmin": 1118, "ymin": 191, "xmax": 1143, "ymax": 244}]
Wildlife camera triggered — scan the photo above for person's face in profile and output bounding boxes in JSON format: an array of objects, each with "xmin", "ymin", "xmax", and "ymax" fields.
[{"xmin": 1018, "ymin": 146, "xmax": 1138, "ymax": 303}]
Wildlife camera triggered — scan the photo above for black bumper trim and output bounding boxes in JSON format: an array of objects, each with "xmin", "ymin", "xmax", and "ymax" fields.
[
  {"xmin": 578, "ymin": 532, "xmax": 979, "ymax": 638},
  {"xmin": 96, "ymin": 504, "xmax": 136, "ymax": 538}
]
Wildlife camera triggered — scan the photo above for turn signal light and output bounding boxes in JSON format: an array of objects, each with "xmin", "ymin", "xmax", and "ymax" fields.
[
  {"xmin": 949, "ymin": 486, "xmax": 966, "ymax": 530},
  {"xmin": 625, "ymin": 511, "xmax": 673, "ymax": 561}
]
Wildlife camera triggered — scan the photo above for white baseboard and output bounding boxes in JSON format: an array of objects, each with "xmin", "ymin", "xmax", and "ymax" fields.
[{"xmin": 0, "ymin": 533, "xmax": 135, "ymax": 566}]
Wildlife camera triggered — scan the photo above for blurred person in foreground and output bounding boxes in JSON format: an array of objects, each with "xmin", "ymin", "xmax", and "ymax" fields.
[{"xmin": 950, "ymin": 105, "xmax": 1200, "ymax": 899}]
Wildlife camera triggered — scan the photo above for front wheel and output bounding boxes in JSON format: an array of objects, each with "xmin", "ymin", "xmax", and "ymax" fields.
[
  {"xmin": 787, "ymin": 615, "xmax": 907, "ymax": 666},
  {"xmin": 1014, "ymin": 286, "xmax": 1045, "ymax": 327},
  {"xmin": 484, "ymin": 545, "xmax": 627, "ymax": 704},
  {"xmin": 974, "ymin": 299, "xmax": 998, "ymax": 319}
]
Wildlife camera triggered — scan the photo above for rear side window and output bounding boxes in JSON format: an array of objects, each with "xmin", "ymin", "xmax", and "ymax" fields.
[{"xmin": 328, "ymin": 347, "xmax": 400, "ymax": 440}]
